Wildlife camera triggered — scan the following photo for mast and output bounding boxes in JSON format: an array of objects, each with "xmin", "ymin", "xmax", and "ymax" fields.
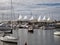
[
  {"xmin": 10, "ymin": 0, "xmax": 13, "ymax": 28},
  {"xmin": 11, "ymin": 0, "xmax": 13, "ymax": 21},
  {"xmin": 30, "ymin": 11, "xmax": 34, "ymax": 20}
]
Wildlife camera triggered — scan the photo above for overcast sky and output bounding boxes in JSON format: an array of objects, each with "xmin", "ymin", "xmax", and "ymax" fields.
[
  {"xmin": 0, "ymin": 0, "xmax": 60, "ymax": 5},
  {"xmin": 0, "ymin": 0, "xmax": 60, "ymax": 21},
  {"xmin": 3, "ymin": 0, "xmax": 60, "ymax": 2}
]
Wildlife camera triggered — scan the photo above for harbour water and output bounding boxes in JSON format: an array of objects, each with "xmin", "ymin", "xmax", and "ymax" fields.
[
  {"xmin": 0, "ymin": 0, "xmax": 60, "ymax": 45},
  {"xmin": 12, "ymin": 29, "xmax": 60, "ymax": 45}
]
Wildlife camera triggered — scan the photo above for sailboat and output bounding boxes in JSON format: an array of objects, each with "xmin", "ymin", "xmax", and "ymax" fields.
[
  {"xmin": 54, "ymin": 31, "xmax": 60, "ymax": 36},
  {"xmin": 0, "ymin": 23, "xmax": 4, "ymax": 26},
  {"xmin": 28, "ymin": 26, "xmax": 34, "ymax": 33},
  {"xmin": 0, "ymin": 0, "xmax": 17, "ymax": 40}
]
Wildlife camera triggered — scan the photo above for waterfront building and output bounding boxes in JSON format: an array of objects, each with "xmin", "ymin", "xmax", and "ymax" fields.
[
  {"xmin": 38, "ymin": 16, "xmax": 41, "ymax": 22},
  {"xmin": 18, "ymin": 15, "xmax": 22, "ymax": 20},
  {"xmin": 29, "ymin": 16, "xmax": 34, "ymax": 21},
  {"xmin": 42, "ymin": 16, "xmax": 47, "ymax": 22},
  {"xmin": 23, "ymin": 16, "xmax": 27, "ymax": 20}
]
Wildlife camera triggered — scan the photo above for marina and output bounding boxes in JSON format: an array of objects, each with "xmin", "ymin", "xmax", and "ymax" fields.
[
  {"xmin": 0, "ymin": 10, "xmax": 60, "ymax": 45},
  {"xmin": 0, "ymin": 0, "xmax": 60, "ymax": 45},
  {"xmin": 0, "ymin": 15, "xmax": 60, "ymax": 45}
]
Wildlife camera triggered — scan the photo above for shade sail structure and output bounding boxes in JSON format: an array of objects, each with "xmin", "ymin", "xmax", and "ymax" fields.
[
  {"xmin": 47, "ymin": 17, "xmax": 54, "ymax": 22},
  {"xmin": 18, "ymin": 15, "xmax": 22, "ymax": 20},
  {"xmin": 42, "ymin": 16, "xmax": 46, "ymax": 21},
  {"xmin": 29, "ymin": 16, "xmax": 34, "ymax": 20},
  {"xmin": 47, "ymin": 17, "xmax": 51, "ymax": 21},
  {"xmin": 23, "ymin": 16, "xmax": 28, "ymax": 20},
  {"xmin": 38, "ymin": 16, "xmax": 41, "ymax": 22}
]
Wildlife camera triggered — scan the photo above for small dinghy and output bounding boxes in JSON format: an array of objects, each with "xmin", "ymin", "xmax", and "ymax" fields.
[
  {"xmin": 28, "ymin": 26, "xmax": 34, "ymax": 33},
  {"xmin": 4, "ymin": 36, "xmax": 17, "ymax": 40},
  {"xmin": 0, "ymin": 36, "xmax": 18, "ymax": 43},
  {"xmin": 28, "ymin": 29, "xmax": 33, "ymax": 33},
  {"xmin": 0, "ymin": 36, "xmax": 17, "ymax": 40},
  {"xmin": 54, "ymin": 31, "xmax": 60, "ymax": 36}
]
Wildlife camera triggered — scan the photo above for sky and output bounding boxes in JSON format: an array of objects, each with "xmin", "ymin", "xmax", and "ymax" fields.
[
  {"xmin": 0, "ymin": 0, "xmax": 59, "ymax": 4},
  {"xmin": 0, "ymin": 0, "xmax": 60, "ymax": 21}
]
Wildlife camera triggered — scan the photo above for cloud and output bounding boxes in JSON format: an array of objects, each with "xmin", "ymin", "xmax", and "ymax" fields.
[
  {"xmin": 12, "ymin": 0, "xmax": 60, "ymax": 5},
  {"xmin": 0, "ymin": 0, "xmax": 10, "ymax": 3},
  {"xmin": 0, "ymin": 0, "xmax": 60, "ymax": 21}
]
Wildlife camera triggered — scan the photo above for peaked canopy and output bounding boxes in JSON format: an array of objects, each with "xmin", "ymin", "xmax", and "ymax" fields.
[
  {"xmin": 47, "ymin": 17, "xmax": 50, "ymax": 21},
  {"xmin": 18, "ymin": 15, "xmax": 22, "ymax": 20},
  {"xmin": 29, "ymin": 16, "xmax": 34, "ymax": 20},
  {"xmin": 23, "ymin": 16, "xmax": 27, "ymax": 20},
  {"xmin": 38, "ymin": 16, "xmax": 41, "ymax": 22},
  {"xmin": 42, "ymin": 16, "xmax": 46, "ymax": 21}
]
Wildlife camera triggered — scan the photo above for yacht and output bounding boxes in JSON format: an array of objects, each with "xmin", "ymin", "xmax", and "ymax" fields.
[
  {"xmin": 28, "ymin": 26, "xmax": 34, "ymax": 33},
  {"xmin": 0, "ymin": 23, "xmax": 4, "ymax": 26},
  {"xmin": 0, "ymin": 23, "xmax": 12, "ymax": 31},
  {"xmin": 0, "ymin": 36, "xmax": 17, "ymax": 40},
  {"xmin": 0, "ymin": 0, "xmax": 18, "ymax": 42},
  {"xmin": 54, "ymin": 31, "xmax": 60, "ymax": 36},
  {"xmin": 20, "ymin": 24, "xmax": 28, "ymax": 28}
]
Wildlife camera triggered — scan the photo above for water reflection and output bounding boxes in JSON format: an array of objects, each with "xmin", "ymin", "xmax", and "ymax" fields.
[
  {"xmin": 54, "ymin": 34, "xmax": 60, "ymax": 45},
  {"xmin": 16, "ymin": 29, "xmax": 60, "ymax": 45}
]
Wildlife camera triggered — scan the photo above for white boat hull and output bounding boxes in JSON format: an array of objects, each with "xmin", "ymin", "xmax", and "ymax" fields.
[{"xmin": 54, "ymin": 31, "xmax": 60, "ymax": 36}]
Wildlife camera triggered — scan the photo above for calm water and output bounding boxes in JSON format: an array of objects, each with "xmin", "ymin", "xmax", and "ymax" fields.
[{"xmin": 12, "ymin": 29, "xmax": 60, "ymax": 45}]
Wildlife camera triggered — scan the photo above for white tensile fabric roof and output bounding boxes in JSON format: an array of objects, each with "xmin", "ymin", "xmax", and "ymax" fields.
[
  {"xmin": 38, "ymin": 16, "xmax": 41, "ymax": 22},
  {"xmin": 47, "ymin": 17, "xmax": 50, "ymax": 21},
  {"xmin": 29, "ymin": 16, "xmax": 34, "ymax": 20},
  {"xmin": 18, "ymin": 15, "xmax": 22, "ymax": 20},
  {"xmin": 23, "ymin": 16, "xmax": 27, "ymax": 20},
  {"xmin": 18, "ymin": 15, "xmax": 54, "ymax": 22},
  {"xmin": 42, "ymin": 16, "xmax": 46, "ymax": 21}
]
